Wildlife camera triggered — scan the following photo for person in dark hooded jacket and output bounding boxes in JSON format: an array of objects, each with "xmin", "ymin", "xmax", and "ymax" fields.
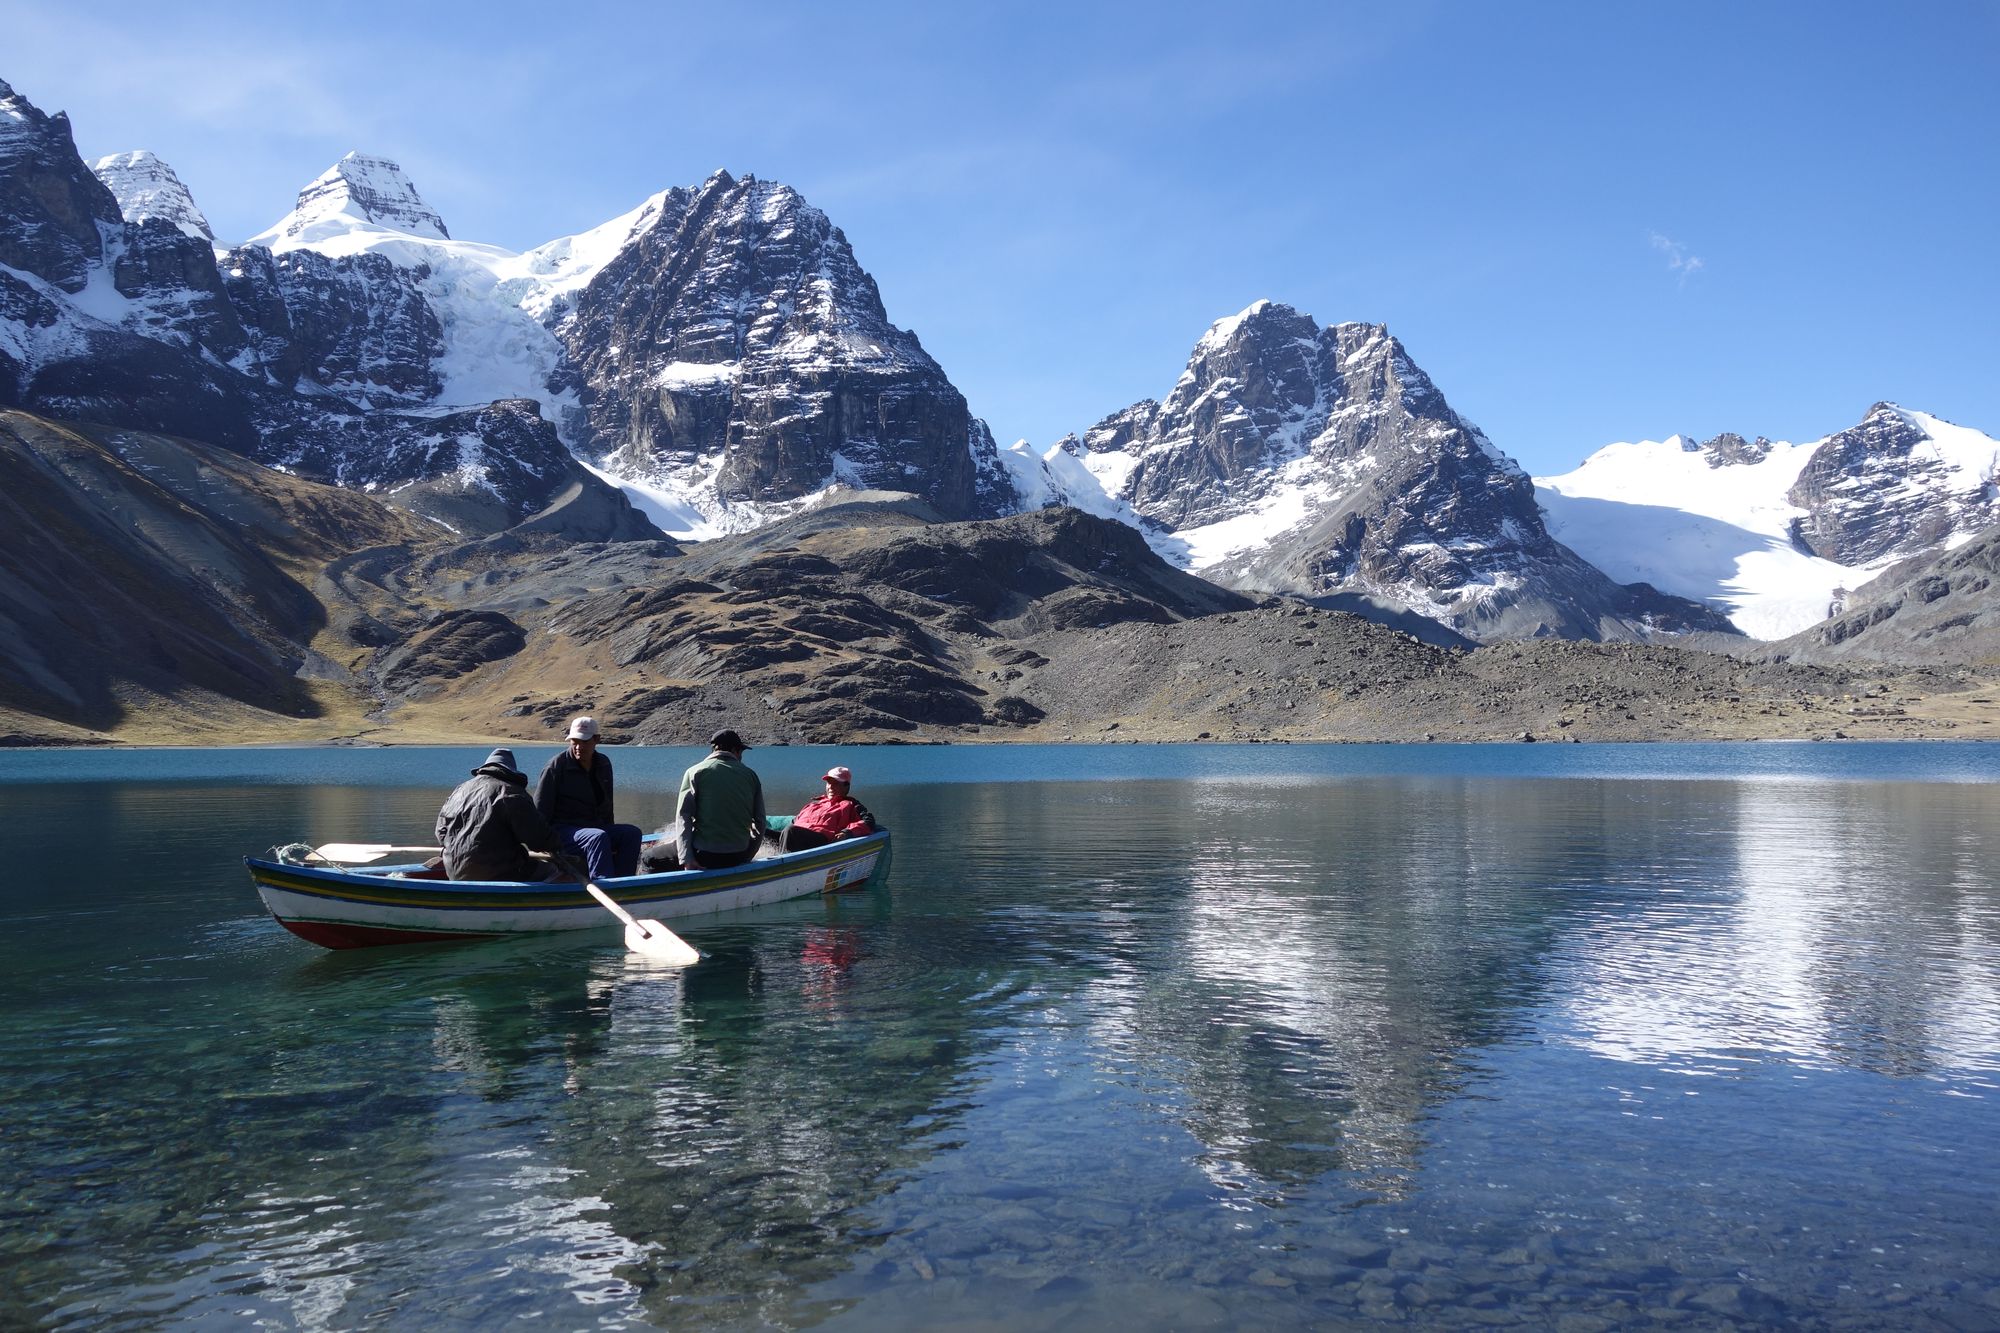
[{"xmin": 436, "ymin": 748, "xmax": 558, "ymax": 881}]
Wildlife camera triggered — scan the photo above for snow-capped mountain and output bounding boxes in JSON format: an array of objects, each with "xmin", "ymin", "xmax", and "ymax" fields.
[
  {"xmin": 2, "ymin": 74, "xmax": 1014, "ymax": 541},
  {"xmin": 0, "ymin": 79, "xmax": 618, "ymax": 533},
  {"xmin": 1536, "ymin": 405, "xmax": 2000, "ymax": 639},
  {"xmin": 7, "ymin": 74, "xmax": 1992, "ymax": 652},
  {"xmin": 1009, "ymin": 300, "xmax": 1733, "ymax": 642},
  {"xmin": 90, "ymin": 150, "xmax": 212, "ymax": 240},
  {"xmin": 255, "ymin": 152, "xmax": 450, "ymax": 245},
  {"xmin": 1, "ymin": 77, "xmax": 1013, "ymax": 540}
]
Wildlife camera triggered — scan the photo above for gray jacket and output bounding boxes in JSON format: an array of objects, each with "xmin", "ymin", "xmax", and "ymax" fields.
[{"xmin": 436, "ymin": 763, "xmax": 555, "ymax": 881}]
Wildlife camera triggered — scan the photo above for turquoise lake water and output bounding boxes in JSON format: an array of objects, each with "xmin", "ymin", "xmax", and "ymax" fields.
[{"xmin": 2, "ymin": 742, "xmax": 1997, "ymax": 1329}]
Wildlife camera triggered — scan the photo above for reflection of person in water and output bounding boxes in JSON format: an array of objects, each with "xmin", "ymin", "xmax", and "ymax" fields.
[
  {"xmin": 800, "ymin": 926, "xmax": 862, "ymax": 1011},
  {"xmin": 427, "ymin": 956, "xmax": 620, "ymax": 1100}
]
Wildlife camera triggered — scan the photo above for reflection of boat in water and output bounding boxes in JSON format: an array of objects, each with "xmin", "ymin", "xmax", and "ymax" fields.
[{"xmin": 244, "ymin": 830, "xmax": 890, "ymax": 949}]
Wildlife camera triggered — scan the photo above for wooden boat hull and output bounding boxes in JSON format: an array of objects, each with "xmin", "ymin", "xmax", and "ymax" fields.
[{"xmin": 245, "ymin": 830, "xmax": 889, "ymax": 950}]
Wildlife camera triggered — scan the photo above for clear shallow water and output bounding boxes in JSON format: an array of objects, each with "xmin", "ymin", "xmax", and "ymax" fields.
[{"xmin": 1, "ymin": 744, "xmax": 1996, "ymax": 1330}]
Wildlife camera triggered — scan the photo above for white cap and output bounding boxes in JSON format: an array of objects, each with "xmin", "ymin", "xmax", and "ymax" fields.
[{"xmin": 566, "ymin": 716, "xmax": 599, "ymax": 741}]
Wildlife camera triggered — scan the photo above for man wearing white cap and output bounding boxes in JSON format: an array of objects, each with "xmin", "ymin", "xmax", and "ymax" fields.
[
  {"xmin": 533, "ymin": 716, "xmax": 642, "ymax": 880},
  {"xmin": 780, "ymin": 765, "xmax": 878, "ymax": 852}
]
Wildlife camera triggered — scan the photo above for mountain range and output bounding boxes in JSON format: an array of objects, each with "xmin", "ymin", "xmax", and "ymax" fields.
[{"xmin": 1, "ymin": 73, "xmax": 1996, "ymax": 745}]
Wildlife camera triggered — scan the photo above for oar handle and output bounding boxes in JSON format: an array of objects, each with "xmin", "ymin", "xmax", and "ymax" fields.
[{"xmin": 583, "ymin": 879, "xmax": 639, "ymax": 930}]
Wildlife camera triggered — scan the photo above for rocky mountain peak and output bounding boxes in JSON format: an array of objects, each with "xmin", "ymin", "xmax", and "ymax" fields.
[
  {"xmin": 0, "ymin": 79, "xmax": 124, "ymax": 291},
  {"xmin": 558, "ymin": 168, "xmax": 1010, "ymax": 527},
  {"xmin": 1787, "ymin": 402, "xmax": 1998, "ymax": 565},
  {"xmin": 264, "ymin": 152, "xmax": 449, "ymax": 244},
  {"xmin": 90, "ymin": 150, "xmax": 213, "ymax": 241}
]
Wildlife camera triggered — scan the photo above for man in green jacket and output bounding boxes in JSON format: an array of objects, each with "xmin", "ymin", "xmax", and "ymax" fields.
[{"xmin": 662, "ymin": 729, "xmax": 768, "ymax": 871}]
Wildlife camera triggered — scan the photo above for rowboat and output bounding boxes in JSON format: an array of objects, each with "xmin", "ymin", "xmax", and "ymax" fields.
[{"xmin": 244, "ymin": 829, "xmax": 891, "ymax": 950}]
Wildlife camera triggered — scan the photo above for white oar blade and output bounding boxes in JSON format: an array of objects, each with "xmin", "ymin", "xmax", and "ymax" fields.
[
  {"xmin": 626, "ymin": 919, "xmax": 700, "ymax": 967},
  {"xmin": 313, "ymin": 844, "xmax": 395, "ymax": 864},
  {"xmin": 313, "ymin": 843, "xmax": 439, "ymax": 864}
]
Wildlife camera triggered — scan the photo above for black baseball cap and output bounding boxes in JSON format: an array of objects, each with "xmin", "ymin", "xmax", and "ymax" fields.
[{"xmin": 709, "ymin": 729, "xmax": 748, "ymax": 752}]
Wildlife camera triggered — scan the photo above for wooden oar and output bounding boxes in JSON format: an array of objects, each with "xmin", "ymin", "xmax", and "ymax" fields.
[
  {"xmin": 313, "ymin": 842, "xmax": 442, "ymax": 864},
  {"xmin": 563, "ymin": 856, "xmax": 700, "ymax": 966}
]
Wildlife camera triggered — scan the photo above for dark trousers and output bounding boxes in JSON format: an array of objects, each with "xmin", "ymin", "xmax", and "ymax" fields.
[
  {"xmin": 554, "ymin": 823, "xmax": 642, "ymax": 880},
  {"xmin": 691, "ymin": 845, "xmax": 757, "ymax": 870},
  {"xmin": 637, "ymin": 841, "xmax": 756, "ymax": 874},
  {"xmin": 780, "ymin": 824, "xmax": 835, "ymax": 852}
]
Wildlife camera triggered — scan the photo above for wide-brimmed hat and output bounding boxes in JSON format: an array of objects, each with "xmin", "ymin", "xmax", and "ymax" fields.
[
  {"xmin": 566, "ymin": 716, "xmax": 599, "ymax": 741},
  {"xmin": 475, "ymin": 747, "xmax": 521, "ymax": 777},
  {"xmin": 709, "ymin": 728, "xmax": 747, "ymax": 753},
  {"xmin": 823, "ymin": 765, "xmax": 853, "ymax": 785}
]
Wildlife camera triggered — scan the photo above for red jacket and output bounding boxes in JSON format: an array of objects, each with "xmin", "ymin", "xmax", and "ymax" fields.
[{"xmin": 793, "ymin": 792, "xmax": 875, "ymax": 840}]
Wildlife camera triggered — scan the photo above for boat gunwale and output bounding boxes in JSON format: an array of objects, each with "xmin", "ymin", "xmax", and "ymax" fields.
[{"xmin": 245, "ymin": 828, "xmax": 889, "ymax": 913}]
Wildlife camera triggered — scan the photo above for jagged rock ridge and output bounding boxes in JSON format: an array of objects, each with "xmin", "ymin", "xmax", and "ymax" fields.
[{"xmin": 2, "ymin": 76, "xmax": 1014, "ymax": 540}]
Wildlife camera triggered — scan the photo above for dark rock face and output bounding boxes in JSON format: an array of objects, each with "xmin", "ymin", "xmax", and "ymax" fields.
[
  {"xmin": 260, "ymin": 397, "xmax": 612, "ymax": 534},
  {"xmin": 0, "ymin": 80, "xmax": 123, "ymax": 292},
  {"xmin": 1066, "ymin": 301, "xmax": 1735, "ymax": 643},
  {"xmin": 112, "ymin": 218, "xmax": 249, "ymax": 355},
  {"xmin": 560, "ymin": 171, "xmax": 1012, "ymax": 520},
  {"xmin": 1788, "ymin": 403, "xmax": 1993, "ymax": 564},
  {"xmin": 1769, "ymin": 522, "xmax": 2000, "ymax": 665},
  {"xmin": 1, "ymin": 263, "xmax": 265, "ymax": 450},
  {"xmin": 219, "ymin": 246, "xmax": 444, "ymax": 403}
]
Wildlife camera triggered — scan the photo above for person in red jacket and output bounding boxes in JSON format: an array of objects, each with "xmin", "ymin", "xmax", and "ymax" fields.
[{"xmin": 781, "ymin": 766, "xmax": 877, "ymax": 851}]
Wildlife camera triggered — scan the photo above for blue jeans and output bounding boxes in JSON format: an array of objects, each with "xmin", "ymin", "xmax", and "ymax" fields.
[{"xmin": 553, "ymin": 823, "xmax": 642, "ymax": 880}]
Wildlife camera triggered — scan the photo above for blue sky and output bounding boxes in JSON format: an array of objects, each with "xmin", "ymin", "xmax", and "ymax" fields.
[{"xmin": 10, "ymin": 0, "xmax": 1996, "ymax": 474}]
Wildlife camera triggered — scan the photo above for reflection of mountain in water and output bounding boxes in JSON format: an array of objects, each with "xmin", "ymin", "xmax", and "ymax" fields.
[
  {"xmin": 880, "ymin": 778, "xmax": 1640, "ymax": 1203},
  {"xmin": 1067, "ymin": 780, "xmax": 1635, "ymax": 1202},
  {"xmin": 888, "ymin": 775, "xmax": 2000, "ymax": 1214},
  {"xmin": 1559, "ymin": 779, "xmax": 2000, "ymax": 1080}
]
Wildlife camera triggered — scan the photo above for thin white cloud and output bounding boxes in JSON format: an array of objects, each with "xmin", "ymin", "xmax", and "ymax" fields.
[{"xmin": 1649, "ymin": 231, "xmax": 1705, "ymax": 284}]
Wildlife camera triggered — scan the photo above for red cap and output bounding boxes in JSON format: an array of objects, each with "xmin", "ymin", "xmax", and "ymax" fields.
[{"xmin": 823, "ymin": 766, "xmax": 853, "ymax": 784}]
